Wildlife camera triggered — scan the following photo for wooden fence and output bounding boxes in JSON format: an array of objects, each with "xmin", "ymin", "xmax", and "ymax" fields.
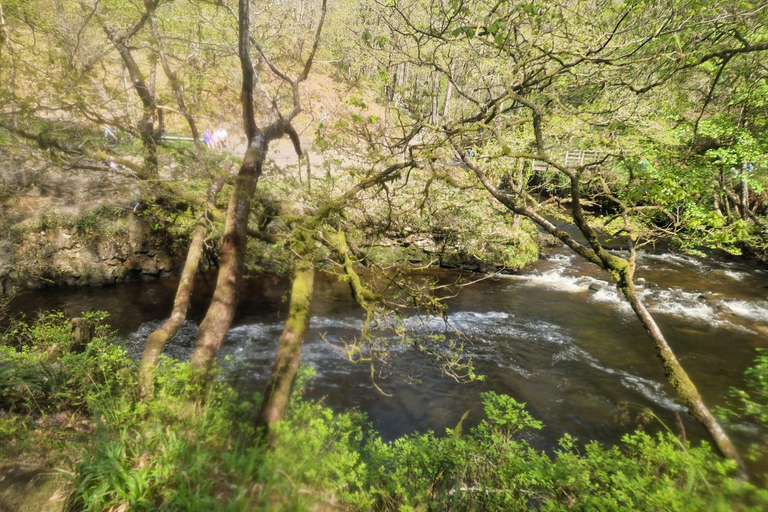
[{"xmin": 532, "ymin": 150, "xmax": 604, "ymax": 172}]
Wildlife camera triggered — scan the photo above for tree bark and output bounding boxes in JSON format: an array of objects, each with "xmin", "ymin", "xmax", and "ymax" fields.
[
  {"xmin": 384, "ymin": 60, "xmax": 394, "ymax": 144},
  {"xmin": 100, "ymin": 4, "xmax": 161, "ymax": 174},
  {"xmin": 740, "ymin": 164, "xmax": 749, "ymax": 220},
  {"xmin": 71, "ymin": 317, "xmax": 96, "ymax": 353},
  {"xmin": 723, "ymin": 185, "xmax": 764, "ymax": 227},
  {"xmin": 151, "ymin": 16, "xmax": 199, "ymax": 144},
  {"xmin": 430, "ymin": 76, "xmax": 439, "ymax": 126},
  {"xmin": 617, "ymin": 273, "xmax": 746, "ymax": 476},
  {"xmin": 255, "ymin": 256, "xmax": 315, "ymax": 446},
  {"xmin": 188, "ymin": 0, "xmax": 270, "ymax": 380},
  {"xmin": 189, "ymin": 138, "xmax": 267, "ymax": 378},
  {"xmin": 188, "ymin": 0, "xmax": 326, "ymax": 383},
  {"xmin": 139, "ymin": 219, "xmax": 207, "ymax": 398},
  {"xmin": 713, "ymin": 190, "xmax": 722, "ymax": 217},
  {"xmin": 441, "ymin": 72, "xmax": 454, "ymax": 124},
  {"xmin": 138, "ymin": 180, "xmax": 223, "ymax": 398},
  {"xmin": 0, "ymin": 3, "xmax": 17, "ymax": 129}
]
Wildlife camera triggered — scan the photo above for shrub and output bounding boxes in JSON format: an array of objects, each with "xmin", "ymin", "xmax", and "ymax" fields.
[
  {"xmin": 0, "ymin": 311, "xmax": 133, "ymax": 415},
  {"xmin": 3, "ymin": 311, "xmax": 766, "ymax": 511}
]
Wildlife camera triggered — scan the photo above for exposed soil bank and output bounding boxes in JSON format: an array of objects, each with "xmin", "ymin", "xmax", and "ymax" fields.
[
  {"xmin": 0, "ymin": 464, "xmax": 69, "ymax": 512},
  {"xmin": 0, "ymin": 142, "xmax": 540, "ymax": 295}
]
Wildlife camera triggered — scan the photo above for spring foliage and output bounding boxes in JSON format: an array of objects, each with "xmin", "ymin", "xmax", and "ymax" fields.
[{"xmin": 1, "ymin": 312, "xmax": 767, "ymax": 510}]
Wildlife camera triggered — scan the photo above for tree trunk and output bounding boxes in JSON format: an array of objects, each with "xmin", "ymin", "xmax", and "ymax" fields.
[
  {"xmin": 151, "ymin": 16, "xmax": 199, "ymax": 144},
  {"xmin": 255, "ymin": 256, "xmax": 315, "ymax": 446},
  {"xmin": 618, "ymin": 274, "xmax": 747, "ymax": 477},
  {"xmin": 71, "ymin": 317, "xmax": 96, "ymax": 353},
  {"xmin": 512, "ymin": 159, "xmax": 526, "ymax": 229},
  {"xmin": 139, "ymin": 179, "xmax": 223, "ymax": 398},
  {"xmin": 713, "ymin": 170, "xmax": 724, "ymax": 217},
  {"xmin": 103, "ymin": 19, "xmax": 161, "ymax": 174},
  {"xmin": 0, "ymin": 3, "xmax": 17, "ymax": 129},
  {"xmin": 740, "ymin": 164, "xmax": 749, "ymax": 220},
  {"xmin": 441, "ymin": 73, "xmax": 453, "ymax": 124},
  {"xmin": 384, "ymin": 61, "xmax": 394, "ymax": 145},
  {"xmin": 713, "ymin": 190, "xmax": 722, "ymax": 217},
  {"xmin": 190, "ymin": 138, "xmax": 268, "ymax": 379},
  {"xmin": 187, "ymin": 0, "xmax": 325, "ymax": 384},
  {"xmin": 724, "ymin": 185, "xmax": 764, "ymax": 227},
  {"xmin": 464, "ymin": 152, "xmax": 747, "ymax": 475},
  {"xmin": 430, "ymin": 76, "xmax": 439, "ymax": 126},
  {"xmin": 139, "ymin": 217, "xmax": 207, "ymax": 398}
]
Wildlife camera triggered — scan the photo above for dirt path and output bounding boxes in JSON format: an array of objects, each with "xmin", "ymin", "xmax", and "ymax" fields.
[{"xmin": 226, "ymin": 132, "xmax": 339, "ymax": 176}]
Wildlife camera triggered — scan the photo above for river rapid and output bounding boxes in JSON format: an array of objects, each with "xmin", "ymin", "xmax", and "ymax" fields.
[{"xmin": 10, "ymin": 245, "xmax": 768, "ymax": 470}]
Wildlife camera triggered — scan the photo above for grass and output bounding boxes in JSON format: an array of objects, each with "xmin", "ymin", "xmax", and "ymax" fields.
[{"xmin": 1, "ymin": 312, "xmax": 767, "ymax": 511}]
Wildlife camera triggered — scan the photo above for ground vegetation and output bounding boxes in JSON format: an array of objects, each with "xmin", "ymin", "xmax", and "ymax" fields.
[
  {"xmin": 1, "ymin": 0, "xmax": 768, "ymax": 506},
  {"xmin": 0, "ymin": 312, "xmax": 766, "ymax": 510}
]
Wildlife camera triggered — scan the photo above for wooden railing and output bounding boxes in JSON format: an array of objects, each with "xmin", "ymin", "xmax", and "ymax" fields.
[{"xmin": 532, "ymin": 150, "xmax": 604, "ymax": 171}]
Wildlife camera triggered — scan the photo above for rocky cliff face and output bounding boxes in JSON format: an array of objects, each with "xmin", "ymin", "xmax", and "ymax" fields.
[
  {"xmin": 0, "ymin": 143, "xmax": 542, "ymax": 295},
  {"xmin": 0, "ymin": 148, "xmax": 188, "ymax": 294},
  {"xmin": 0, "ymin": 212, "xmax": 181, "ymax": 295}
]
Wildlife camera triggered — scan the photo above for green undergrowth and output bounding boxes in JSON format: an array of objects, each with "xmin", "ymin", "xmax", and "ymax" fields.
[
  {"xmin": 1, "ymin": 312, "xmax": 767, "ymax": 511},
  {"xmin": 6, "ymin": 204, "xmax": 131, "ymax": 245}
]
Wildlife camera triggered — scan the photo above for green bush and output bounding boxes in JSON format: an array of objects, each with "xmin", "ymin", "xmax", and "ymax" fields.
[
  {"xmin": 719, "ymin": 348, "xmax": 768, "ymax": 466},
  {"xmin": 0, "ymin": 311, "xmax": 132, "ymax": 415},
  {"xmin": 70, "ymin": 366, "xmax": 371, "ymax": 511},
  {"xmin": 2, "ymin": 311, "xmax": 766, "ymax": 511},
  {"xmin": 69, "ymin": 383, "xmax": 768, "ymax": 511}
]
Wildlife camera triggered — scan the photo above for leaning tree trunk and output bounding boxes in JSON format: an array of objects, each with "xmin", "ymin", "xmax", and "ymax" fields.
[
  {"xmin": 617, "ymin": 272, "xmax": 746, "ymax": 476},
  {"xmin": 188, "ymin": 0, "xmax": 325, "ymax": 384},
  {"xmin": 463, "ymin": 150, "xmax": 747, "ymax": 476},
  {"xmin": 566, "ymin": 169, "xmax": 748, "ymax": 477},
  {"xmin": 138, "ymin": 219, "xmax": 207, "ymax": 398},
  {"xmin": 255, "ymin": 256, "xmax": 315, "ymax": 446},
  {"xmin": 190, "ymin": 139, "xmax": 267, "ymax": 378},
  {"xmin": 139, "ymin": 179, "xmax": 223, "ymax": 398}
]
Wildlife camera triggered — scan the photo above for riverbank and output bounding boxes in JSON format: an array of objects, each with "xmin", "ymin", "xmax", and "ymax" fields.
[
  {"xmin": 8, "ymin": 247, "xmax": 768, "ymax": 456},
  {"xmin": 0, "ymin": 206, "xmax": 539, "ymax": 295},
  {"xmin": 1, "ymin": 208, "xmax": 183, "ymax": 295},
  {"xmin": 3, "ymin": 238, "xmax": 768, "ymax": 509},
  {"xmin": 0, "ymin": 153, "xmax": 541, "ymax": 294},
  {"xmin": 1, "ymin": 310, "xmax": 766, "ymax": 510}
]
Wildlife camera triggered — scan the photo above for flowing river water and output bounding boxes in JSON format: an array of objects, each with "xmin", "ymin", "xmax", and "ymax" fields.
[{"xmin": 9, "ymin": 244, "xmax": 768, "ymax": 471}]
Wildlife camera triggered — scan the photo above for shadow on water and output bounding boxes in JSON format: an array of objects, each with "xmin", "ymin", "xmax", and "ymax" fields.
[{"xmin": 8, "ymin": 246, "xmax": 768, "ymax": 474}]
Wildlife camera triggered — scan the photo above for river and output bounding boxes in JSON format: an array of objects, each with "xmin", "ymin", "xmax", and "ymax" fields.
[{"xmin": 9, "ymin": 245, "xmax": 768, "ymax": 471}]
